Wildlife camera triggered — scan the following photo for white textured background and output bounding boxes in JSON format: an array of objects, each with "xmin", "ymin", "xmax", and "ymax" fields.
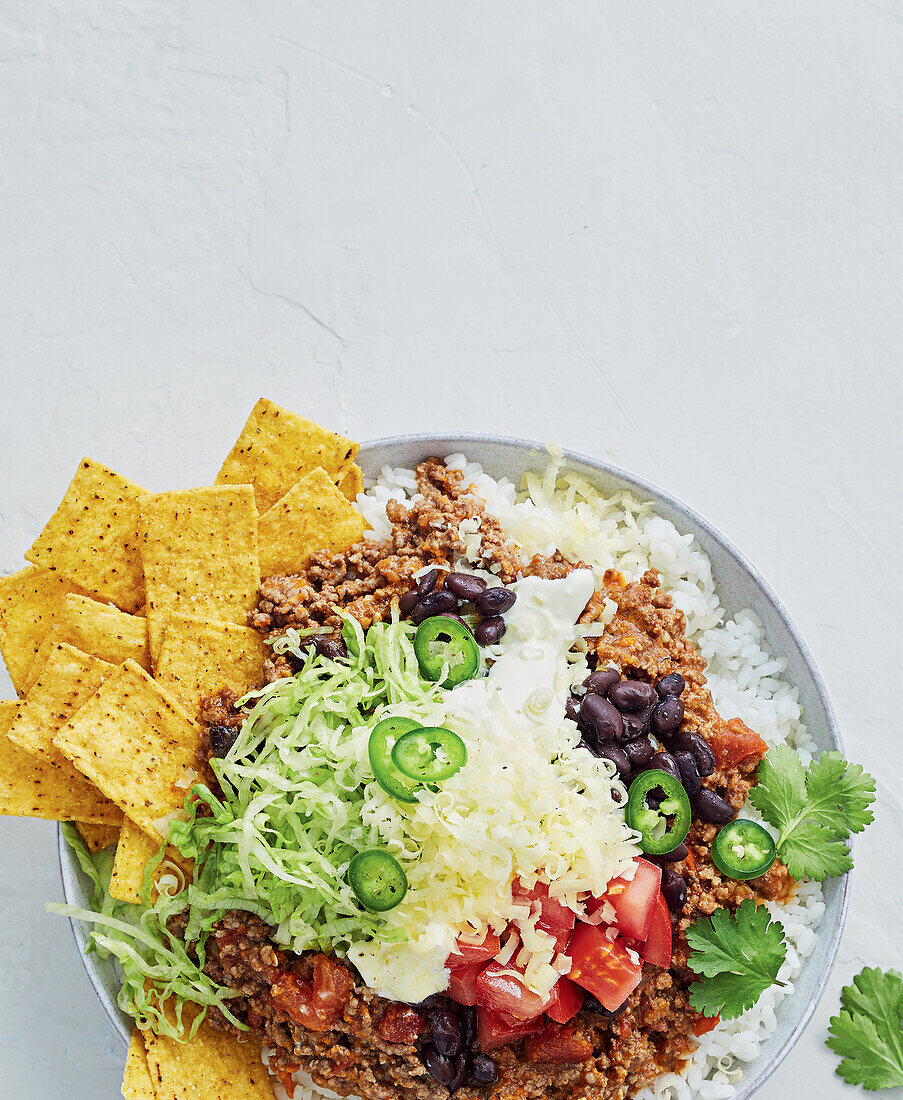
[{"xmin": 1, "ymin": 2, "xmax": 902, "ymax": 1097}]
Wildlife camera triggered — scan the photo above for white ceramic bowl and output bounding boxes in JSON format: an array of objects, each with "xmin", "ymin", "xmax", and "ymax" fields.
[{"xmin": 58, "ymin": 434, "xmax": 848, "ymax": 1098}]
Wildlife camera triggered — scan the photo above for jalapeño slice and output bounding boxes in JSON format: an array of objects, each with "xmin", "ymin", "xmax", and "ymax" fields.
[
  {"xmin": 369, "ymin": 717, "xmax": 422, "ymax": 802},
  {"xmin": 413, "ymin": 616, "xmax": 480, "ymax": 688},
  {"xmin": 391, "ymin": 726, "xmax": 467, "ymax": 783},
  {"xmin": 711, "ymin": 819, "xmax": 776, "ymax": 880},
  {"xmin": 348, "ymin": 849, "xmax": 408, "ymax": 911},
  {"xmin": 625, "ymin": 770, "xmax": 692, "ymax": 856}
]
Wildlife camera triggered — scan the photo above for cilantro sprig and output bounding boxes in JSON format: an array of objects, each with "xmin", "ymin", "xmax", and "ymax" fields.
[
  {"xmin": 686, "ymin": 899, "xmax": 787, "ymax": 1020},
  {"xmin": 827, "ymin": 968, "xmax": 903, "ymax": 1091},
  {"xmin": 748, "ymin": 746, "xmax": 876, "ymax": 881}
]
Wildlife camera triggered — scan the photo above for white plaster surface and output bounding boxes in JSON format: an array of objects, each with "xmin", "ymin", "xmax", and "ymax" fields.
[{"xmin": 1, "ymin": 2, "xmax": 901, "ymax": 1097}]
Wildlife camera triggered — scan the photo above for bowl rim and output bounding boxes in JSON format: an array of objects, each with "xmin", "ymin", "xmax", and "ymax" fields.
[{"xmin": 58, "ymin": 430, "xmax": 850, "ymax": 1089}]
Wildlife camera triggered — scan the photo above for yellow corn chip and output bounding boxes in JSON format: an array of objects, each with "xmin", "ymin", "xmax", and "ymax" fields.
[
  {"xmin": 216, "ymin": 398, "xmax": 359, "ymax": 512},
  {"xmin": 54, "ymin": 659, "xmax": 202, "ymax": 843},
  {"xmin": 337, "ymin": 461, "xmax": 364, "ymax": 502},
  {"xmin": 139, "ymin": 486, "xmax": 260, "ymax": 666},
  {"xmin": 24, "ymin": 457, "xmax": 146, "ymax": 613},
  {"xmin": 22, "ymin": 594, "xmax": 150, "ymax": 694},
  {"xmin": 144, "ymin": 1000, "xmax": 275, "ymax": 1100},
  {"xmin": 110, "ymin": 817, "xmax": 192, "ymax": 905},
  {"xmin": 0, "ymin": 565, "xmax": 90, "ymax": 695},
  {"xmin": 155, "ymin": 615, "xmax": 267, "ymax": 716},
  {"xmin": 0, "ymin": 700, "xmax": 123, "ymax": 823},
  {"xmin": 258, "ymin": 467, "xmax": 366, "ymax": 577},
  {"xmin": 76, "ymin": 821, "xmax": 120, "ymax": 853},
  {"xmin": 122, "ymin": 1029, "xmax": 155, "ymax": 1100}
]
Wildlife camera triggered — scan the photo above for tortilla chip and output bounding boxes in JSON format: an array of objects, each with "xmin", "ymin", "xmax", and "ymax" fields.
[
  {"xmin": 110, "ymin": 817, "xmax": 192, "ymax": 905},
  {"xmin": 216, "ymin": 398, "xmax": 359, "ymax": 512},
  {"xmin": 155, "ymin": 615, "xmax": 267, "ymax": 716},
  {"xmin": 144, "ymin": 1000, "xmax": 275, "ymax": 1100},
  {"xmin": 0, "ymin": 565, "xmax": 90, "ymax": 695},
  {"xmin": 22, "ymin": 594, "xmax": 150, "ymax": 694},
  {"xmin": 258, "ymin": 467, "xmax": 366, "ymax": 576},
  {"xmin": 122, "ymin": 1028, "xmax": 155, "ymax": 1100},
  {"xmin": 76, "ymin": 821, "xmax": 120, "ymax": 853},
  {"xmin": 0, "ymin": 700, "xmax": 123, "ymax": 823},
  {"xmin": 24, "ymin": 457, "xmax": 146, "ymax": 613},
  {"xmin": 53, "ymin": 659, "xmax": 202, "ymax": 842},
  {"xmin": 139, "ymin": 486, "xmax": 260, "ymax": 666},
  {"xmin": 337, "ymin": 461, "xmax": 364, "ymax": 502}
]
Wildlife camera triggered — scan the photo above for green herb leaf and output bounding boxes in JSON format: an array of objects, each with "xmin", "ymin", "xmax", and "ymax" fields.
[
  {"xmin": 827, "ymin": 967, "xmax": 903, "ymax": 1090},
  {"xmin": 686, "ymin": 899, "xmax": 787, "ymax": 1020},
  {"xmin": 748, "ymin": 746, "xmax": 875, "ymax": 880}
]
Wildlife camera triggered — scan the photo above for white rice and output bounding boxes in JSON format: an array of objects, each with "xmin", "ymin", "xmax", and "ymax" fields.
[{"xmin": 283, "ymin": 455, "xmax": 824, "ymax": 1100}]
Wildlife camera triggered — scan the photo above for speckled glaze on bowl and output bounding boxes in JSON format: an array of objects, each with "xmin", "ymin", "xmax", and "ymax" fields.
[{"xmin": 59, "ymin": 434, "xmax": 849, "ymax": 1098}]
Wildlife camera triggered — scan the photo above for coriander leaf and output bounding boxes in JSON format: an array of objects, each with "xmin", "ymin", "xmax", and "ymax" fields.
[
  {"xmin": 827, "ymin": 968, "xmax": 903, "ymax": 1090},
  {"xmin": 804, "ymin": 751, "xmax": 876, "ymax": 837},
  {"xmin": 686, "ymin": 899, "xmax": 787, "ymax": 1020},
  {"xmin": 748, "ymin": 745, "xmax": 807, "ymax": 829},
  {"xmin": 778, "ymin": 819, "xmax": 854, "ymax": 881}
]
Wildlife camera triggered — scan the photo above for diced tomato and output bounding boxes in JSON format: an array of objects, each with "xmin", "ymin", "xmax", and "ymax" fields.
[
  {"xmin": 684, "ymin": 848, "xmax": 698, "ymax": 874},
  {"xmin": 475, "ymin": 962, "xmax": 553, "ymax": 1021},
  {"xmin": 524, "ymin": 1020, "xmax": 594, "ymax": 1063},
  {"xmin": 476, "ymin": 1006, "xmax": 544, "ymax": 1051},
  {"xmin": 375, "ymin": 1002, "xmax": 426, "ymax": 1044},
  {"xmin": 605, "ymin": 858, "xmax": 662, "ymax": 941},
  {"xmin": 544, "ymin": 977, "xmax": 585, "ymax": 1024},
  {"xmin": 708, "ymin": 718, "xmax": 769, "ymax": 769},
  {"xmin": 446, "ymin": 929, "xmax": 501, "ymax": 968},
  {"xmin": 567, "ymin": 923, "xmax": 643, "ymax": 1012},
  {"xmin": 447, "ymin": 962, "xmax": 484, "ymax": 1007},
  {"xmin": 632, "ymin": 894, "xmax": 672, "ymax": 969},
  {"xmin": 692, "ymin": 1013, "xmax": 721, "ymax": 1036},
  {"xmin": 270, "ymin": 954, "xmax": 352, "ymax": 1031},
  {"xmin": 512, "ymin": 879, "xmax": 576, "ymax": 950}
]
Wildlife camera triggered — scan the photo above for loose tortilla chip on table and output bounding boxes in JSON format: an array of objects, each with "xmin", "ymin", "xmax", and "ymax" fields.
[
  {"xmin": 337, "ymin": 461, "xmax": 364, "ymax": 502},
  {"xmin": 258, "ymin": 466, "xmax": 366, "ymax": 577},
  {"xmin": 139, "ymin": 485, "xmax": 260, "ymax": 666},
  {"xmin": 122, "ymin": 1029, "xmax": 155, "ymax": 1100},
  {"xmin": 0, "ymin": 701, "xmax": 122, "ymax": 823},
  {"xmin": 155, "ymin": 614, "xmax": 267, "ymax": 715},
  {"xmin": 143, "ymin": 1000, "xmax": 275, "ymax": 1100},
  {"xmin": 53, "ymin": 659, "xmax": 203, "ymax": 843},
  {"xmin": 22, "ymin": 593, "xmax": 150, "ymax": 694},
  {"xmin": 0, "ymin": 565, "xmax": 90, "ymax": 695},
  {"xmin": 76, "ymin": 821, "xmax": 120, "ymax": 853},
  {"xmin": 216, "ymin": 397, "xmax": 359, "ymax": 513},
  {"xmin": 24, "ymin": 457, "xmax": 146, "ymax": 613},
  {"xmin": 110, "ymin": 817, "xmax": 192, "ymax": 905}
]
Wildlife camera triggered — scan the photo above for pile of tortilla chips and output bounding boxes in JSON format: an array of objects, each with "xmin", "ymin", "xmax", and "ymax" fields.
[{"xmin": 0, "ymin": 399, "xmax": 366, "ymax": 1100}]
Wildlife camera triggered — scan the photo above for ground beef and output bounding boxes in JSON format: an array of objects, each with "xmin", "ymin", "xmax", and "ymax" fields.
[{"xmin": 250, "ymin": 459, "xmax": 523, "ymax": 641}]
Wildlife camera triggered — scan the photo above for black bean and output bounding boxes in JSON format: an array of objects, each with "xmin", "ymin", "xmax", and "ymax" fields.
[
  {"xmin": 474, "ymin": 587, "xmax": 516, "ymax": 616},
  {"xmin": 584, "ymin": 667, "xmax": 620, "ymax": 696},
  {"xmin": 209, "ymin": 724, "xmax": 239, "ymax": 758},
  {"xmin": 592, "ymin": 741, "xmax": 633, "ymax": 784},
  {"xmin": 651, "ymin": 696, "xmax": 684, "ymax": 736},
  {"xmin": 582, "ymin": 992, "xmax": 618, "ymax": 1017},
  {"xmin": 623, "ymin": 736, "xmax": 655, "ymax": 768},
  {"xmin": 422, "ymin": 1046, "xmax": 457, "ymax": 1089},
  {"xmin": 429, "ymin": 1009, "xmax": 462, "ymax": 1057},
  {"xmin": 692, "ymin": 787, "xmax": 735, "ymax": 824},
  {"xmin": 621, "ymin": 712, "xmax": 643, "ymax": 741},
  {"xmin": 448, "ymin": 1054, "xmax": 468, "ymax": 1091},
  {"xmin": 460, "ymin": 1006, "xmax": 477, "ymax": 1050},
  {"xmin": 473, "ymin": 615, "xmax": 506, "ymax": 646},
  {"xmin": 651, "ymin": 841, "xmax": 689, "ymax": 863},
  {"xmin": 670, "ymin": 731, "xmax": 717, "ymax": 778},
  {"xmin": 411, "ymin": 590, "xmax": 459, "ymax": 624},
  {"xmin": 579, "ymin": 694, "xmax": 624, "ymax": 742},
  {"xmin": 399, "ymin": 589, "xmax": 420, "ymax": 617},
  {"xmin": 608, "ymin": 679, "xmax": 658, "ymax": 713},
  {"xmin": 674, "ymin": 750, "xmax": 701, "ymax": 798},
  {"xmin": 416, "ymin": 569, "xmax": 439, "ymax": 597},
  {"xmin": 656, "ymin": 673, "xmax": 686, "ymax": 698},
  {"xmin": 315, "ymin": 636, "xmax": 347, "ymax": 662},
  {"xmin": 661, "ymin": 868, "xmax": 688, "ymax": 912},
  {"xmin": 644, "ymin": 751, "xmax": 681, "ymax": 784},
  {"xmin": 470, "ymin": 1054, "xmax": 499, "ymax": 1085},
  {"xmin": 444, "ymin": 572, "xmax": 488, "ymax": 601},
  {"xmin": 565, "ymin": 695, "xmax": 582, "ymax": 724}
]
